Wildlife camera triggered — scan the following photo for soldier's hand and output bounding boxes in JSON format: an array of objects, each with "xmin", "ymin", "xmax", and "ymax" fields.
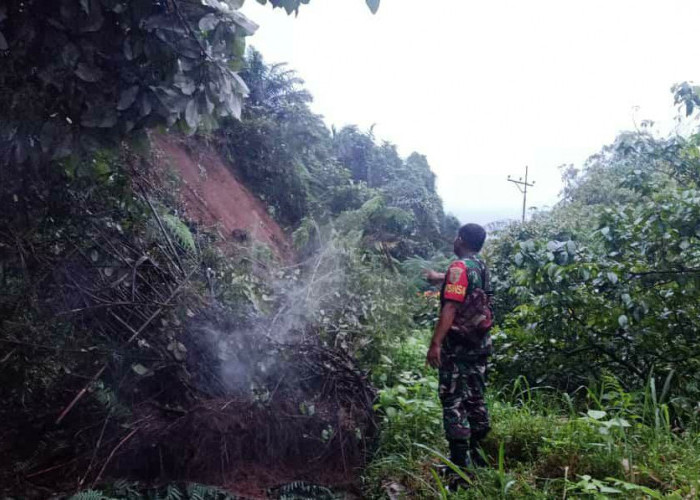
[
  {"xmin": 423, "ymin": 269, "xmax": 445, "ymax": 286},
  {"xmin": 426, "ymin": 343, "xmax": 441, "ymax": 368},
  {"xmin": 423, "ymin": 269, "xmax": 439, "ymax": 281}
]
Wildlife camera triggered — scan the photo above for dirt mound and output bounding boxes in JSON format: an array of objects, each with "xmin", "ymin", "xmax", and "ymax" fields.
[
  {"xmin": 111, "ymin": 328, "xmax": 376, "ymax": 498},
  {"xmin": 117, "ymin": 397, "xmax": 365, "ymax": 498},
  {"xmin": 152, "ymin": 134, "xmax": 291, "ymax": 258}
]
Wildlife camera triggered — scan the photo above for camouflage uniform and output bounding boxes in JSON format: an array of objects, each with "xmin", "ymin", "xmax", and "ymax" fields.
[
  {"xmin": 438, "ymin": 256, "xmax": 493, "ymax": 448},
  {"xmin": 439, "ymin": 335, "xmax": 491, "ymax": 441}
]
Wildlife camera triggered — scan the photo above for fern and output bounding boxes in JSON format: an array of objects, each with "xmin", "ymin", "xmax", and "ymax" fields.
[
  {"xmin": 186, "ymin": 483, "xmax": 236, "ymax": 500},
  {"xmin": 92, "ymin": 380, "xmax": 131, "ymax": 418},
  {"xmin": 600, "ymin": 373, "xmax": 635, "ymax": 417},
  {"xmin": 273, "ymin": 481, "xmax": 336, "ymax": 500},
  {"xmin": 69, "ymin": 490, "xmax": 117, "ymax": 500},
  {"xmin": 162, "ymin": 483, "xmax": 184, "ymax": 500},
  {"xmin": 292, "ymin": 217, "xmax": 317, "ymax": 249},
  {"xmin": 111, "ymin": 479, "xmax": 144, "ymax": 499},
  {"xmin": 160, "ymin": 213, "xmax": 196, "ymax": 255}
]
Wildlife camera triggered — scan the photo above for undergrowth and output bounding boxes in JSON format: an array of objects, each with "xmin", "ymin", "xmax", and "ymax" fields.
[
  {"xmin": 69, "ymin": 481, "xmax": 238, "ymax": 500},
  {"xmin": 70, "ymin": 480, "xmax": 346, "ymax": 500},
  {"xmin": 365, "ymin": 326, "xmax": 700, "ymax": 499}
]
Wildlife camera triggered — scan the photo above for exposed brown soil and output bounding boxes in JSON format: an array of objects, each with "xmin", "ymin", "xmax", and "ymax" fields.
[
  {"xmin": 115, "ymin": 398, "xmax": 366, "ymax": 499},
  {"xmin": 152, "ymin": 134, "xmax": 291, "ymax": 259}
]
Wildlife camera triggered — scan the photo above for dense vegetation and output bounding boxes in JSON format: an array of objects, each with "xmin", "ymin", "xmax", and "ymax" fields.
[
  {"xmin": 3, "ymin": 1, "xmax": 700, "ymax": 498},
  {"xmin": 366, "ymin": 124, "xmax": 700, "ymax": 498},
  {"xmin": 213, "ymin": 49, "xmax": 458, "ymax": 257},
  {"xmin": 0, "ymin": 0, "xmax": 376, "ymax": 165}
]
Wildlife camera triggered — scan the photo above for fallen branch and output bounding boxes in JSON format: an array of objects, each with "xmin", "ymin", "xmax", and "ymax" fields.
[
  {"xmin": 139, "ymin": 188, "xmax": 185, "ymax": 277},
  {"xmin": 55, "ymin": 268, "xmax": 196, "ymax": 425},
  {"xmin": 79, "ymin": 409, "xmax": 112, "ymax": 488},
  {"xmin": 90, "ymin": 427, "xmax": 139, "ymax": 488}
]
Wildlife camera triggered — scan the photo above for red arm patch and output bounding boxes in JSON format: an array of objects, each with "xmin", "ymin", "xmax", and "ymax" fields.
[{"xmin": 443, "ymin": 261, "xmax": 468, "ymax": 303}]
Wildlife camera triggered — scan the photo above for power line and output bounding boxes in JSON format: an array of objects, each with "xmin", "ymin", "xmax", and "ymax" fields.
[{"xmin": 507, "ymin": 166, "xmax": 536, "ymax": 223}]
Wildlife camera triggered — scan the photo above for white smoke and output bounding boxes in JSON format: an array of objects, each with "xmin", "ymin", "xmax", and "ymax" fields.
[{"xmin": 195, "ymin": 229, "xmax": 350, "ymax": 395}]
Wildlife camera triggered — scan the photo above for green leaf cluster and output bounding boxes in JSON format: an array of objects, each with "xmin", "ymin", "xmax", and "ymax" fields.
[
  {"xmin": 215, "ymin": 50, "xmax": 457, "ymax": 257},
  {"xmin": 0, "ymin": 0, "xmax": 256, "ymax": 166},
  {"xmin": 489, "ymin": 123, "xmax": 700, "ymax": 420},
  {"xmin": 257, "ymin": 0, "xmax": 380, "ymax": 15}
]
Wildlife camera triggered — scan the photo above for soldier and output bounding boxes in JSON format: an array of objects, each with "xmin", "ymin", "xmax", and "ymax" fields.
[{"xmin": 424, "ymin": 223, "xmax": 493, "ymax": 471}]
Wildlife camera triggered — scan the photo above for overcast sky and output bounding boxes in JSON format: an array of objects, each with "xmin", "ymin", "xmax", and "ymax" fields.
[{"xmin": 241, "ymin": 0, "xmax": 700, "ymax": 225}]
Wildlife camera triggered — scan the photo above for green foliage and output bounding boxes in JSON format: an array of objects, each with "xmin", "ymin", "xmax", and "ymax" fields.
[
  {"xmin": 69, "ymin": 491, "xmax": 118, "ymax": 500},
  {"xmin": 257, "ymin": 0, "xmax": 380, "ymax": 15},
  {"xmin": 162, "ymin": 483, "xmax": 185, "ymax": 500},
  {"xmin": 375, "ymin": 370, "xmax": 442, "ymax": 453},
  {"xmin": 367, "ymin": 367, "xmax": 700, "ymax": 498},
  {"xmin": 4, "ymin": 0, "xmax": 700, "ymax": 492},
  {"xmin": 186, "ymin": 483, "xmax": 236, "ymax": 500},
  {"xmin": 272, "ymin": 481, "xmax": 336, "ymax": 500},
  {"xmin": 213, "ymin": 51, "xmax": 455, "ymax": 256},
  {"xmin": 496, "ymin": 185, "xmax": 700, "ymax": 409},
  {"xmin": 160, "ymin": 212, "xmax": 197, "ymax": 255},
  {"xmin": 73, "ymin": 482, "xmax": 238, "ymax": 500},
  {"xmin": 316, "ymin": 232, "xmax": 425, "ymax": 365},
  {"xmin": 483, "ymin": 123, "xmax": 700, "ymax": 428},
  {"xmin": 363, "ymin": 110, "xmax": 700, "ymax": 496},
  {"xmin": 216, "ymin": 50, "xmax": 364, "ymax": 227},
  {"xmin": 332, "ymin": 126, "xmax": 453, "ymax": 256},
  {"xmin": 566, "ymin": 475, "xmax": 667, "ymax": 499},
  {"xmin": 673, "ymin": 81, "xmax": 700, "ymax": 117},
  {"xmin": 0, "ymin": 0, "xmax": 257, "ymax": 166}
]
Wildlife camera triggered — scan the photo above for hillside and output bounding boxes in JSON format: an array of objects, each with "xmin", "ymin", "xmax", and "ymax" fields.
[
  {"xmin": 3, "ymin": 1, "xmax": 700, "ymax": 498},
  {"xmin": 0, "ymin": 135, "xmax": 376, "ymax": 498},
  {"xmin": 153, "ymin": 134, "xmax": 292, "ymax": 259}
]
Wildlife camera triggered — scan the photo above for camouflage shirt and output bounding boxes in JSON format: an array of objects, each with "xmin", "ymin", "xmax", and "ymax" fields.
[{"xmin": 440, "ymin": 256, "xmax": 493, "ymax": 358}]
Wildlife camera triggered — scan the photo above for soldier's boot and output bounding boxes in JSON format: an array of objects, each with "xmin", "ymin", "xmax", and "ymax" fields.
[
  {"xmin": 449, "ymin": 439, "xmax": 471, "ymax": 468},
  {"xmin": 469, "ymin": 428, "xmax": 490, "ymax": 468},
  {"xmin": 443, "ymin": 439, "xmax": 473, "ymax": 490}
]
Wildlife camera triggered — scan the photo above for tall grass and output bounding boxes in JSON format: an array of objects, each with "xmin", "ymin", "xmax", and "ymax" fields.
[{"xmin": 366, "ymin": 370, "xmax": 700, "ymax": 498}]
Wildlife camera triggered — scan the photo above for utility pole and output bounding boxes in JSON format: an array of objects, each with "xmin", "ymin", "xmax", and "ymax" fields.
[{"xmin": 507, "ymin": 166, "xmax": 536, "ymax": 223}]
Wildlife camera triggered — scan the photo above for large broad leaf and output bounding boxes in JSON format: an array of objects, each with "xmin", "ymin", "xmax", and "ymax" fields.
[
  {"xmin": 152, "ymin": 86, "xmax": 189, "ymax": 113},
  {"xmin": 61, "ymin": 43, "xmax": 80, "ymax": 67},
  {"xmin": 117, "ymin": 85, "xmax": 140, "ymax": 110},
  {"xmin": 229, "ymin": 71, "xmax": 249, "ymax": 95},
  {"xmin": 173, "ymin": 74, "xmax": 196, "ymax": 96},
  {"xmin": 2, "ymin": 0, "xmax": 257, "ymax": 165},
  {"xmin": 13, "ymin": 138, "xmax": 28, "ymax": 164},
  {"xmin": 74, "ymin": 63, "xmax": 103, "ymax": 82},
  {"xmin": 139, "ymin": 94, "xmax": 153, "ymax": 117},
  {"xmin": 78, "ymin": 0, "xmax": 104, "ymax": 32},
  {"xmin": 40, "ymin": 121, "xmax": 73, "ymax": 158},
  {"xmin": 587, "ymin": 409, "xmax": 607, "ymax": 420},
  {"xmin": 229, "ymin": 10, "xmax": 259, "ymax": 36},
  {"xmin": 185, "ymin": 99, "xmax": 199, "ymax": 128},
  {"xmin": 221, "ymin": 88, "xmax": 242, "ymax": 119},
  {"xmin": 81, "ymin": 106, "xmax": 118, "ymax": 128},
  {"xmin": 143, "ymin": 14, "xmax": 186, "ymax": 34},
  {"xmin": 232, "ymin": 35, "xmax": 246, "ymax": 59},
  {"xmin": 198, "ymin": 13, "xmax": 220, "ymax": 32}
]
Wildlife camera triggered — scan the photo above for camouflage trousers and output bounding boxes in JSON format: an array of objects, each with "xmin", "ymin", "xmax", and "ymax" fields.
[{"xmin": 438, "ymin": 354, "xmax": 490, "ymax": 442}]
